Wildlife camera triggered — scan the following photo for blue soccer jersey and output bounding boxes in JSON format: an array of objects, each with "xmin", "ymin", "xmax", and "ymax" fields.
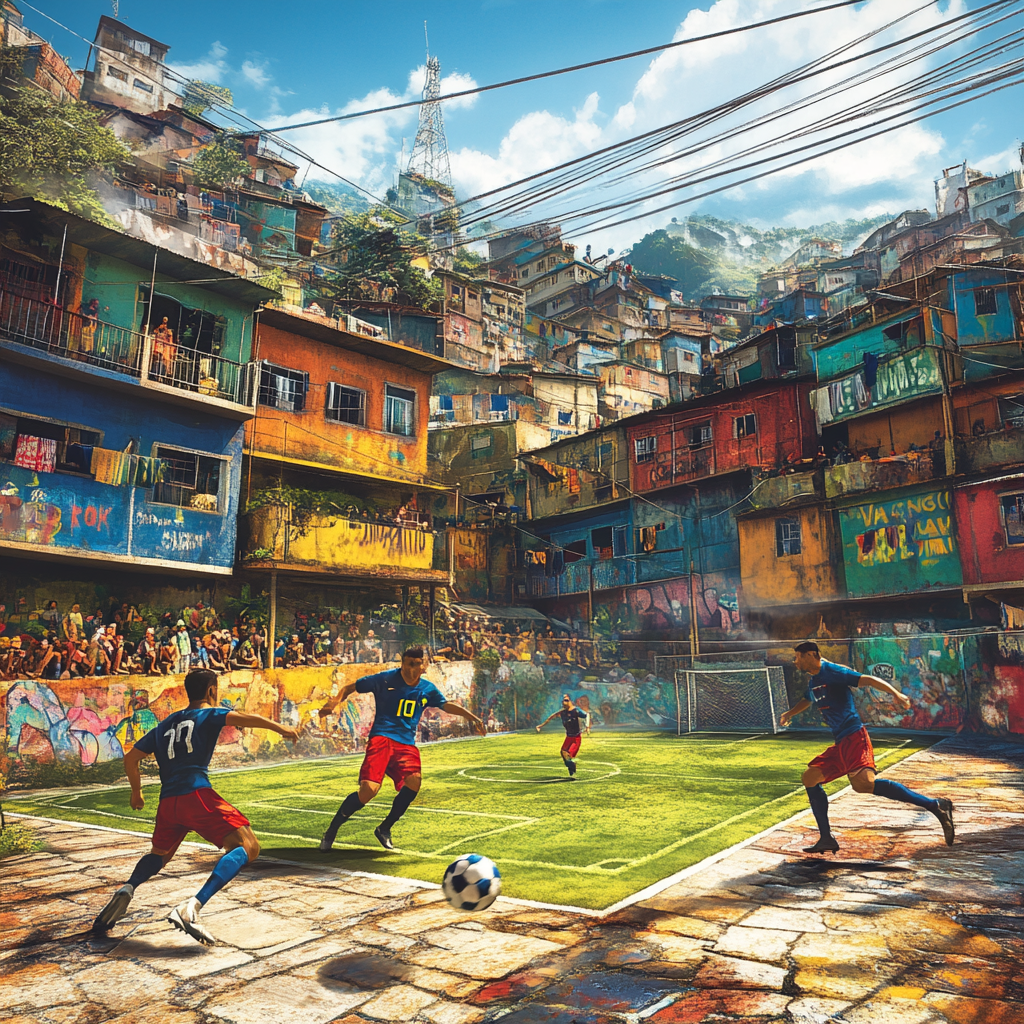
[
  {"xmin": 806, "ymin": 660, "xmax": 865, "ymax": 742},
  {"xmin": 356, "ymin": 669, "xmax": 447, "ymax": 746},
  {"xmin": 134, "ymin": 706, "xmax": 229, "ymax": 799}
]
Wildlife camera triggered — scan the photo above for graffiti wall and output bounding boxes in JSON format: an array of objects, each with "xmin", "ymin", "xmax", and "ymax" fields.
[
  {"xmin": 2, "ymin": 661, "xmax": 474, "ymax": 786},
  {"xmin": 838, "ymin": 485, "xmax": 962, "ymax": 597}
]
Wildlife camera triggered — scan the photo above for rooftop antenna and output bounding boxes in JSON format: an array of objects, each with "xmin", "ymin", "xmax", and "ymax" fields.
[
  {"xmin": 406, "ymin": 20, "xmax": 452, "ymax": 189},
  {"xmin": 112, "ymin": 0, "xmax": 119, "ymax": 18}
]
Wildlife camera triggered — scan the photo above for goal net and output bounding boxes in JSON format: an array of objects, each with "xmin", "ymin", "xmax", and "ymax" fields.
[{"xmin": 673, "ymin": 666, "xmax": 789, "ymax": 734}]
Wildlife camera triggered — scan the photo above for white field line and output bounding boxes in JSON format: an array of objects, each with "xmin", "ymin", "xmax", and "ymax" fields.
[{"xmin": 5, "ymin": 735, "xmax": 933, "ymax": 917}]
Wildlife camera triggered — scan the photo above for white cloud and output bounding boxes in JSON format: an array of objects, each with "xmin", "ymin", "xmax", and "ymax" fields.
[
  {"xmin": 241, "ymin": 61, "xmax": 271, "ymax": 89},
  {"xmin": 168, "ymin": 41, "xmax": 228, "ymax": 83}
]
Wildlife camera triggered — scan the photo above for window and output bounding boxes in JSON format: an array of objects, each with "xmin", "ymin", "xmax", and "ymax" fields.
[
  {"xmin": 591, "ymin": 526, "xmax": 614, "ymax": 560},
  {"xmin": 996, "ymin": 204, "xmax": 1010, "ymax": 216},
  {"xmin": 974, "ymin": 288, "xmax": 998, "ymax": 316},
  {"xmin": 470, "ymin": 432, "xmax": 492, "ymax": 458},
  {"xmin": 325, "ymin": 382, "xmax": 365, "ymax": 425},
  {"xmin": 258, "ymin": 363, "xmax": 308, "ymax": 412},
  {"xmin": 152, "ymin": 446, "xmax": 222, "ymax": 513},
  {"xmin": 635, "ymin": 435, "xmax": 657, "ymax": 463},
  {"xmin": 1000, "ymin": 493, "xmax": 1024, "ymax": 546},
  {"xmin": 105, "ymin": 65, "xmax": 128, "ymax": 82},
  {"xmin": 563, "ymin": 539, "xmax": 587, "ymax": 563},
  {"xmin": 0, "ymin": 414, "xmax": 101, "ymax": 475},
  {"xmin": 734, "ymin": 413, "xmax": 757, "ymax": 438},
  {"xmin": 776, "ymin": 517, "xmax": 802, "ymax": 556},
  {"xmin": 385, "ymin": 384, "xmax": 415, "ymax": 436},
  {"xmin": 690, "ymin": 422, "xmax": 713, "ymax": 447},
  {"xmin": 597, "ymin": 441, "xmax": 613, "ymax": 468},
  {"xmin": 133, "ymin": 78, "xmax": 154, "ymax": 93}
]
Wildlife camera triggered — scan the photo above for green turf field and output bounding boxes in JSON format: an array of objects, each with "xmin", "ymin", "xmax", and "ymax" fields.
[{"xmin": 10, "ymin": 730, "xmax": 933, "ymax": 910}]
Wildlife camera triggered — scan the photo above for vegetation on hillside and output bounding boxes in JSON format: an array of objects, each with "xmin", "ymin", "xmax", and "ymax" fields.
[{"xmin": 190, "ymin": 136, "xmax": 249, "ymax": 190}]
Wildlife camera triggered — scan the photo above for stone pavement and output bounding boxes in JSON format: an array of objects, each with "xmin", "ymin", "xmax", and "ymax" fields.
[{"xmin": 3, "ymin": 734, "xmax": 1024, "ymax": 1024}]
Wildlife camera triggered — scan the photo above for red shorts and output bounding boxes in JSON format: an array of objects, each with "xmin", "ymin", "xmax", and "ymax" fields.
[
  {"xmin": 561, "ymin": 734, "xmax": 582, "ymax": 759},
  {"xmin": 360, "ymin": 735, "xmax": 421, "ymax": 791},
  {"xmin": 151, "ymin": 788, "xmax": 249, "ymax": 852},
  {"xmin": 808, "ymin": 727, "xmax": 876, "ymax": 785}
]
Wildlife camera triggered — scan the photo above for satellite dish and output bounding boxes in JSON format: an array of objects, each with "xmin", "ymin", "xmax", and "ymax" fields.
[{"xmin": 607, "ymin": 248, "xmax": 614, "ymax": 255}]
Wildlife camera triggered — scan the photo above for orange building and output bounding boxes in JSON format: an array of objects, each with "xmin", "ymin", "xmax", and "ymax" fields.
[{"xmin": 239, "ymin": 306, "xmax": 456, "ymax": 637}]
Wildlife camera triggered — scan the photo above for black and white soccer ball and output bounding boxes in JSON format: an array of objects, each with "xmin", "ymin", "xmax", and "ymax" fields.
[{"xmin": 442, "ymin": 854, "xmax": 501, "ymax": 911}]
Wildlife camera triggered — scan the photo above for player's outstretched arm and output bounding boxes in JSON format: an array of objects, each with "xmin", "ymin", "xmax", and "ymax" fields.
[
  {"xmin": 859, "ymin": 675, "xmax": 912, "ymax": 710},
  {"xmin": 442, "ymin": 701, "xmax": 487, "ymax": 735},
  {"xmin": 318, "ymin": 681, "xmax": 359, "ymax": 719},
  {"xmin": 535, "ymin": 711, "xmax": 559, "ymax": 732},
  {"xmin": 123, "ymin": 745, "xmax": 150, "ymax": 811},
  {"xmin": 779, "ymin": 698, "xmax": 812, "ymax": 728},
  {"xmin": 225, "ymin": 711, "xmax": 300, "ymax": 743}
]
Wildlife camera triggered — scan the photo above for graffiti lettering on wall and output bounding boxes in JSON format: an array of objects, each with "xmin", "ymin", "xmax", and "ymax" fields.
[
  {"xmin": 840, "ymin": 486, "xmax": 962, "ymax": 597},
  {"xmin": 2, "ymin": 662, "xmax": 475, "ymax": 784}
]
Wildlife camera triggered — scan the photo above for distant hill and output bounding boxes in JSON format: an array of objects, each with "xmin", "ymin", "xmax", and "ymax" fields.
[
  {"xmin": 303, "ymin": 180, "xmax": 371, "ymax": 216},
  {"xmin": 625, "ymin": 212, "xmax": 896, "ymax": 298}
]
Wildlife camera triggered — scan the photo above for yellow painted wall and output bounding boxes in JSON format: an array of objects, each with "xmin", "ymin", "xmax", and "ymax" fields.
[
  {"xmin": 847, "ymin": 396, "xmax": 944, "ymax": 453},
  {"xmin": 246, "ymin": 505, "xmax": 434, "ymax": 571},
  {"xmin": 738, "ymin": 506, "xmax": 843, "ymax": 609}
]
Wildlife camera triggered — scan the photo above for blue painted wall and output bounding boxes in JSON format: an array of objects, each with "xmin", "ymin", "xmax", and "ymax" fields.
[
  {"xmin": 0, "ymin": 362, "xmax": 243, "ymax": 570},
  {"xmin": 951, "ymin": 269, "xmax": 1022, "ymax": 380}
]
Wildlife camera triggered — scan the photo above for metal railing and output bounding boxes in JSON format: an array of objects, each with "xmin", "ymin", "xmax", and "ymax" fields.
[{"xmin": 0, "ymin": 287, "xmax": 257, "ymax": 407}]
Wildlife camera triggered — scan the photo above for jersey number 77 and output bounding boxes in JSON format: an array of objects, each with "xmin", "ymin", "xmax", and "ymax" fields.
[{"xmin": 165, "ymin": 721, "xmax": 195, "ymax": 758}]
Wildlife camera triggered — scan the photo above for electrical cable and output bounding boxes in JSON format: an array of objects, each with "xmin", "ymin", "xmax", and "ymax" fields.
[{"xmin": 262, "ymin": 0, "xmax": 873, "ymax": 133}]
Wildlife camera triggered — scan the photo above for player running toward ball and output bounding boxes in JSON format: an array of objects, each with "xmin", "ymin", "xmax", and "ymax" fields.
[
  {"xmin": 317, "ymin": 646, "xmax": 485, "ymax": 852},
  {"xmin": 536, "ymin": 694, "xmax": 590, "ymax": 779},
  {"xmin": 92, "ymin": 669, "xmax": 299, "ymax": 944},
  {"xmin": 780, "ymin": 641, "xmax": 954, "ymax": 854}
]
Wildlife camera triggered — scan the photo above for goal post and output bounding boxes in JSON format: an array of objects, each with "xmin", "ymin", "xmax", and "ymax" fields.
[{"xmin": 674, "ymin": 666, "xmax": 789, "ymax": 735}]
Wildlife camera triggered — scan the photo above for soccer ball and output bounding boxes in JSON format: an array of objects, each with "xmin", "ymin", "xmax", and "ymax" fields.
[{"xmin": 442, "ymin": 854, "xmax": 501, "ymax": 911}]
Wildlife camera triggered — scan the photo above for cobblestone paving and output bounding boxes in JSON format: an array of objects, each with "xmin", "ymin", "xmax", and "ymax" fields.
[{"xmin": 3, "ymin": 735, "xmax": 1024, "ymax": 1024}]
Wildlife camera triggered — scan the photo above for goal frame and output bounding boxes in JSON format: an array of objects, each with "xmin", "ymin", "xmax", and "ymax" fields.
[{"xmin": 673, "ymin": 666, "xmax": 787, "ymax": 735}]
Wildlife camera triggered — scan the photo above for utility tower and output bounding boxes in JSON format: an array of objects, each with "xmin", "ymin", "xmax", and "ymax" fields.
[{"xmin": 406, "ymin": 26, "xmax": 451, "ymax": 189}]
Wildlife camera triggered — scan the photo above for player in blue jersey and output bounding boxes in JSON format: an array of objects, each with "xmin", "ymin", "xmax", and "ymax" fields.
[
  {"xmin": 92, "ymin": 669, "xmax": 299, "ymax": 944},
  {"xmin": 536, "ymin": 694, "xmax": 590, "ymax": 778},
  {"xmin": 780, "ymin": 641, "xmax": 954, "ymax": 854},
  {"xmin": 317, "ymin": 646, "xmax": 485, "ymax": 851}
]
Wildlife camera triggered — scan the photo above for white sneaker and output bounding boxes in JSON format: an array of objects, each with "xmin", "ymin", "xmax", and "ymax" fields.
[
  {"xmin": 168, "ymin": 897, "xmax": 216, "ymax": 945},
  {"xmin": 93, "ymin": 884, "xmax": 134, "ymax": 931}
]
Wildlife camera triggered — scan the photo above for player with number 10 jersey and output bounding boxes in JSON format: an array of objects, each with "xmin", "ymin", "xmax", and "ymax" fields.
[{"xmin": 318, "ymin": 646, "xmax": 485, "ymax": 851}]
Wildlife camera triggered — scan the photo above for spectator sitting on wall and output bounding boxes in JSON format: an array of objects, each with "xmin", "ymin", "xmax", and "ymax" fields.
[
  {"xmin": 358, "ymin": 630, "xmax": 383, "ymax": 664},
  {"xmin": 231, "ymin": 634, "xmax": 261, "ymax": 670},
  {"xmin": 28, "ymin": 637, "xmax": 61, "ymax": 680},
  {"xmin": 87, "ymin": 631, "xmax": 110, "ymax": 677},
  {"xmin": 204, "ymin": 633, "xmax": 227, "ymax": 673},
  {"xmin": 108, "ymin": 627, "xmax": 130, "ymax": 675},
  {"xmin": 67, "ymin": 638, "xmax": 89, "ymax": 678},
  {"xmin": 137, "ymin": 628, "xmax": 159, "ymax": 675},
  {"xmin": 285, "ymin": 634, "xmax": 306, "ymax": 667},
  {"xmin": 159, "ymin": 635, "xmax": 178, "ymax": 675},
  {"xmin": 274, "ymin": 636, "xmax": 287, "ymax": 667}
]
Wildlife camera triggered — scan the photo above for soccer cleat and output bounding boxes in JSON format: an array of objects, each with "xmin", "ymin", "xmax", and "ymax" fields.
[
  {"xmin": 374, "ymin": 825, "xmax": 395, "ymax": 851},
  {"xmin": 92, "ymin": 884, "xmax": 134, "ymax": 931},
  {"xmin": 169, "ymin": 897, "xmax": 216, "ymax": 946},
  {"xmin": 803, "ymin": 836, "xmax": 840, "ymax": 854},
  {"xmin": 934, "ymin": 798, "xmax": 955, "ymax": 846},
  {"xmin": 318, "ymin": 831, "xmax": 335, "ymax": 852}
]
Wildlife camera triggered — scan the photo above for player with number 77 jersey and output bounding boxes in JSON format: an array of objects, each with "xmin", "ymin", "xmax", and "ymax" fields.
[{"xmin": 91, "ymin": 669, "xmax": 300, "ymax": 946}]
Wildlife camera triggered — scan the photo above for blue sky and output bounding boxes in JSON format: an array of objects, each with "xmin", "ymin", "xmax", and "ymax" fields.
[{"xmin": 27, "ymin": 0, "xmax": 1024, "ymax": 251}]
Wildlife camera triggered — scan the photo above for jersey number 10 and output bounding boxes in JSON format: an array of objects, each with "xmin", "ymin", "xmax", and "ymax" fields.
[
  {"xmin": 165, "ymin": 720, "xmax": 195, "ymax": 758},
  {"xmin": 397, "ymin": 698, "xmax": 418, "ymax": 718}
]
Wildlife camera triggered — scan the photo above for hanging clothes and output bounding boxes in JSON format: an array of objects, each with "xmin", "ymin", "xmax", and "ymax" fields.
[
  {"xmin": 812, "ymin": 386, "xmax": 834, "ymax": 426},
  {"xmin": 133, "ymin": 457, "xmax": 164, "ymax": 487},
  {"xmin": 1000, "ymin": 602, "xmax": 1024, "ymax": 630},
  {"xmin": 863, "ymin": 352, "xmax": 879, "ymax": 389},
  {"xmin": 557, "ymin": 410, "xmax": 573, "ymax": 425},
  {"xmin": 14, "ymin": 435, "xmax": 56, "ymax": 473}
]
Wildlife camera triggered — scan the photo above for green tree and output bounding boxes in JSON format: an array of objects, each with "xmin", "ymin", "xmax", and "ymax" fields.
[
  {"xmin": 0, "ymin": 79, "xmax": 129, "ymax": 223},
  {"xmin": 320, "ymin": 207, "xmax": 443, "ymax": 309},
  {"xmin": 182, "ymin": 80, "xmax": 234, "ymax": 117},
  {"xmin": 624, "ymin": 229, "xmax": 717, "ymax": 299},
  {"xmin": 190, "ymin": 137, "xmax": 249, "ymax": 190}
]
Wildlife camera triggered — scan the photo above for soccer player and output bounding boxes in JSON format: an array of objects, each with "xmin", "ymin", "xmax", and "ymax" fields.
[
  {"xmin": 780, "ymin": 641, "xmax": 954, "ymax": 854},
  {"xmin": 536, "ymin": 694, "xmax": 590, "ymax": 779},
  {"xmin": 92, "ymin": 668, "xmax": 299, "ymax": 944},
  {"xmin": 317, "ymin": 646, "xmax": 485, "ymax": 852}
]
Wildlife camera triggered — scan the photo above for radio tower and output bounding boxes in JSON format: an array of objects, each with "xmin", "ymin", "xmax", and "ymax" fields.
[{"xmin": 407, "ymin": 24, "xmax": 451, "ymax": 188}]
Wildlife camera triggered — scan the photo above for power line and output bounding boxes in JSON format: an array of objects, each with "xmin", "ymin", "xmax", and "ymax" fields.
[{"xmin": 263, "ymin": 0, "xmax": 872, "ymax": 133}]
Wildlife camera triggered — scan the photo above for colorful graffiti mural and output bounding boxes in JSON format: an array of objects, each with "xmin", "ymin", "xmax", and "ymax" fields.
[{"xmin": 839, "ymin": 486, "xmax": 962, "ymax": 597}]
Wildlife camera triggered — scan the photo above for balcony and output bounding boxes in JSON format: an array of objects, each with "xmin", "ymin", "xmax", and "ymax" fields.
[
  {"xmin": 527, "ymin": 557, "xmax": 636, "ymax": 597},
  {"xmin": 633, "ymin": 442, "xmax": 718, "ymax": 491},
  {"xmin": 749, "ymin": 470, "xmax": 823, "ymax": 510},
  {"xmin": 824, "ymin": 452, "xmax": 939, "ymax": 499},
  {"xmin": 240, "ymin": 504, "xmax": 448, "ymax": 584},
  {"xmin": 954, "ymin": 428, "xmax": 1024, "ymax": 476},
  {"xmin": 0, "ymin": 288, "xmax": 258, "ymax": 418}
]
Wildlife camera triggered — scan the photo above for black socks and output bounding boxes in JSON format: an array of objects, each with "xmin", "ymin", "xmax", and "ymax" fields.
[
  {"xmin": 381, "ymin": 785, "xmax": 418, "ymax": 830},
  {"xmin": 806, "ymin": 784, "xmax": 832, "ymax": 838},
  {"xmin": 325, "ymin": 791, "xmax": 365, "ymax": 841},
  {"xmin": 127, "ymin": 852, "xmax": 164, "ymax": 889}
]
